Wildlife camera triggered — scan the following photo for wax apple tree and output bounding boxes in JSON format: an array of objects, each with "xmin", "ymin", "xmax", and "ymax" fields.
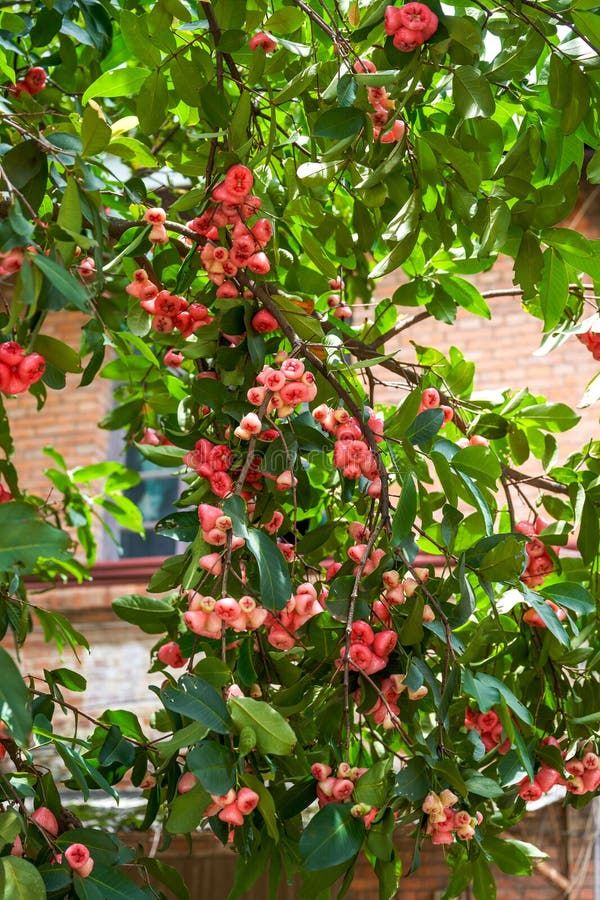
[{"xmin": 1, "ymin": 0, "xmax": 600, "ymax": 897}]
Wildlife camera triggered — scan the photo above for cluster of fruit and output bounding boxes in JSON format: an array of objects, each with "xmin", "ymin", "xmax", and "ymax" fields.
[
  {"xmin": 10, "ymin": 66, "xmax": 47, "ymax": 98},
  {"xmin": 519, "ymin": 738, "xmax": 600, "ymax": 801},
  {"xmin": 264, "ymin": 582, "xmax": 324, "ymax": 650},
  {"xmin": 384, "ymin": 2, "xmax": 439, "ymax": 52},
  {"xmin": 11, "ymin": 807, "xmax": 93, "ymax": 877},
  {"xmin": 373, "ymin": 566, "xmax": 433, "ymax": 626},
  {"xmin": 354, "ymin": 58, "xmax": 406, "ymax": 143},
  {"xmin": 418, "ymin": 387, "xmax": 453, "ymax": 424},
  {"xmin": 422, "ymin": 790, "xmax": 482, "ymax": 844},
  {"xmin": 313, "ymin": 404, "xmax": 383, "ymax": 495},
  {"xmin": 464, "ymin": 707, "xmax": 511, "ymax": 755},
  {"xmin": 184, "ymin": 592, "xmax": 267, "ymax": 639},
  {"xmin": 355, "ymin": 673, "xmax": 428, "ymax": 730},
  {"xmin": 0, "ymin": 341, "xmax": 45, "ymax": 395},
  {"xmin": 127, "ymin": 268, "xmax": 214, "ymax": 338},
  {"xmin": 515, "ymin": 517, "xmax": 559, "ymax": 589},
  {"xmin": 248, "ymin": 357, "xmax": 318, "ymax": 418},
  {"xmin": 188, "ymin": 164, "xmax": 272, "ymax": 297},
  {"xmin": 337, "ymin": 620, "xmax": 397, "ymax": 675}
]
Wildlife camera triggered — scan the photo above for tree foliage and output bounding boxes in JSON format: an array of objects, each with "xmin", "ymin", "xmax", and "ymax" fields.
[{"xmin": 0, "ymin": 0, "xmax": 600, "ymax": 897}]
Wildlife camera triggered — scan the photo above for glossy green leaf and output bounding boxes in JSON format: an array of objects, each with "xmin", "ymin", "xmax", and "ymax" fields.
[
  {"xmin": 0, "ymin": 501, "xmax": 70, "ymax": 574},
  {"xmin": 0, "ymin": 857, "xmax": 46, "ymax": 900},
  {"xmin": 453, "ymin": 66, "xmax": 495, "ymax": 118},
  {"xmin": 160, "ymin": 675, "xmax": 232, "ymax": 734},
  {"xmin": 299, "ymin": 803, "xmax": 365, "ymax": 871},
  {"xmin": 82, "ymin": 67, "xmax": 150, "ymax": 104},
  {"xmin": 230, "ymin": 696, "xmax": 296, "ymax": 755},
  {"xmin": 245, "ymin": 528, "xmax": 291, "ymax": 611},
  {"xmin": 112, "ymin": 594, "xmax": 178, "ymax": 634}
]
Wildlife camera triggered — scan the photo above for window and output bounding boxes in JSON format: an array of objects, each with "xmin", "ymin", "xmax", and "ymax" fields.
[{"xmin": 119, "ymin": 446, "xmax": 182, "ymax": 557}]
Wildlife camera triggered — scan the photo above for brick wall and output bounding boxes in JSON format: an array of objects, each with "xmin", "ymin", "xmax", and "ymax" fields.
[{"xmin": 370, "ymin": 188, "xmax": 600, "ymax": 460}]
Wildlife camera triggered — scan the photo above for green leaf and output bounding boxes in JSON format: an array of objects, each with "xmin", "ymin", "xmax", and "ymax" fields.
[
  {"xmin": 539, "ymin": 248, "xmax": 569, "ymax": 331},
  {"xmin": 138, "ymin": 70, "xmax": 169, "ymax": 134},
  {"xmin": 111, "ymin": 594, "xmax": 178, "ymax": 634},
  {"xmin": 394, "ymin": 757, "xmax": 429, "ymax": 802},
  {"xmin": 472, "ymin": 855, "xmax": 496, "ymax": 900},
  {"xmin": 137, "ymin": 858, "xmax": 190, "ymax": 900},
  {"xmin": 166, "ymin": 782, "xmax": 211, "ymax": 835},
  {"xmin": 453, "ymin": 66, "xmax": 495, "ymax": 118},
  {"xmin": 31, "ymin": 254, "xmax": 90, "ymax": 311},
  {"xmin": 0, "ymin": 501, "xmax": 70, "ymax": 574},
  {"xmin": 230, "ymin": 696, "xmax": 296, "ymax": 755},
  {"xmin": 73, "ymin": 863, "xmax": 150, "ymax": 899},
  {"xmin": 245, "ymin": 528, "xmax": 291, "ymax": 611},
  {"xmin": 372, "ymin": 193, "xmax": 420, "ymax": 276},
  {"xmin": 516, "ymin": 402, "xmax": 579, "ymax": 433},
  {"xmin": 299, "ymin": 804, "xmax": 365, "ymax": 871},
  {"xmin": 32, "ymin": 334, "xmax": 81, "ymax": 373},
  {"xmin": 187, "ymin": 741, "xmax": 236, "ymax": 794},
  {"xmin": 264, "ymin": 7, "xmax": 304, "ymax": 31},
  {"xmin": 391, "ymin": 474, "xmax": 417, "ymax": 543},
  {"xmin": 478, "ymin": 536, "xmax": 526, "ymax": 583},
  {"xmin": 483, "ymin": 837, "xmax": 544, "ymax": 875},
  {"xmin": 0, "ymin": 811, "xmax": 21, "ymax": 850},
  {"xmin": 0, "ymin": 857, "xmax": 46, "ymax": 900},
  {"xmin": 354, "ymin": 759, "xmax": 391, "ymax": 807},
  {"xmin": 82, "ymin": 67, "xmax": 150, "ymax": 105},
  {"xmin": 159, "ymin": 675, "xmax": 232, "ymax": 734},
  {"xmin": 542, "ymin": 582, "xmax": 594, "ymax": 615},
  {"xmin": 313, "ymin": 107, "xmax": 366, "ymax": 141},
  {"xmin": 464, "ymin": 774, "xmax": 504, "ymax": 798},
  {"xmin": 81, "ymin": 104, "xmax": 112, "ymax": 157},
  {"xmin": 155, "ymin": 510, "xmax": 199, "ymax": 542},
  {"xmin": 437, "ymin": 275, "xmax": 490, "ymax": 319},
  {"xmin": 405, "ymin": 409, "xmax": 444, "ymax": 446}
]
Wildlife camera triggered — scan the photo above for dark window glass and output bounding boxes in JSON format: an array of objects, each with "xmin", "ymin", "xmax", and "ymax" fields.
[{"xmin": 118, "ymin": 445, "xmax": 181, "ymax": 558}]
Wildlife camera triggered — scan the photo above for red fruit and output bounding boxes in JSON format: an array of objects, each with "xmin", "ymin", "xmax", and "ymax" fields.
[
  {"xmin": 145, "ymin": 207, "xmax": 166, "ymax": 225},
  {"xmin": 177, "ymin": 772, "xmax": 199, "ymax": 793},
  {"xmin": 7, "ymin": 372, "xmax": 28, "ymax": 394},
  {"xmin": 0, "ymin": 342, "xmax": 24, "ymax": 366},
  {"xmin": 246, "ymin": 251, "xmax": 271, "ymax": 275},
  {"xmin": 31, "ymin": 806, "xmax": 59, "ymax": 836},
  {"xmin": 419, "ymin": 387, "xmax": 440, "ymax": 409},
  {"xmin": 65, "ymin": 843, "xmax": 92, "ymax": 871},
  {"xmin": 398, "ymin": 3, "xmax": 438, "ymax": 34},
  {"xmin": 311, "ymin": 763, "xmax": 332, "ymax": 781},
  {"xmin": 218, "ymin": 802, "xmax": 245, "ymax": 826},
  {"xmin": 251, "ymin": 309, "xmax": 279, "ymax": 333},
  {"xmin": 353, "ymin": 58, "xmax": 377, "ymax": 73},
  {"xmin": 534, "ymin": 766, "xmax": 561, "ymax": 793},
  {"xmin": 393, "ymin": 26, "xmax": 427, "ymax": 51},
  {"xmin": 157, "ymin": 642, "xmax": 187, "ymax": 668},
  {"xmin": 164, "ymin": 348, "xmax": 184, "ymax": 367},
  {"xmin": 518, "ymin": 778, "xmax": 543, "ymax": 802},
  {"xmin": 372, "ymin": 629, "xmax": 397, "ymax": 658},
  {"xmin": 249, "ymin": 31, "xmax": 278, "ymax": 53},
  {"xmin": 236, "ymin": 787, "xmax": 260, "ymax": 815},
  {"xmin": 18, "ymin": 352, "xmax": 46, "ymax": 385},
  {"xmin": 24, "ymin": 67, "xmax": 47, "ymax": 94},
  {"xmin": 224, "ymin": 164, "xmax": 254, "ymax": 199},
  {"xmin": 251, "ymin": 219, "xmax": 273, "ymax": 247},
  {"xmin": 384, "ymin": 5, "xmax": 405, "ymax": 34}
]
